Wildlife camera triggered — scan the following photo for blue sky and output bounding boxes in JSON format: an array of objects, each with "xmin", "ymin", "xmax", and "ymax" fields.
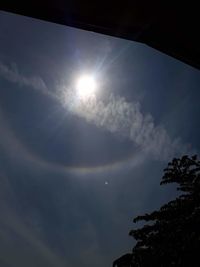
[{"xmin": 0, "ymin": 10, "xmax": 200, "ymax": 267}]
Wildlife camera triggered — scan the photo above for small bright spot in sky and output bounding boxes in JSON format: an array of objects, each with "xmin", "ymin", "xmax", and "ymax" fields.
[
  {"xmin": 105, "ymin": 181, "xmax": 108, "ymax": 185},
  {"xmin": 76, "ymin": 74, "xmax": 97, "ymax": 100}
]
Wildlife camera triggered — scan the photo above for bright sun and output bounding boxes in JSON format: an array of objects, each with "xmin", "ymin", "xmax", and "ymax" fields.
[{"xmin": 76, "ymin": 75, "xmax": 97, "ymax": 100}]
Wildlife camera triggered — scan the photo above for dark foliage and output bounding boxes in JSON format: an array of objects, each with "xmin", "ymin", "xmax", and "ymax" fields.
[
  {"xmin": 113, "ymin": 253, "xmax": 133, "ymax": 267},
  {"xmin": 113, "ymin": 155, "xmax": 200, "ymax": 267}
]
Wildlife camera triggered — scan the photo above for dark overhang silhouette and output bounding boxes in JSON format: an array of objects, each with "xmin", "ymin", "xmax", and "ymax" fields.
[{"xmin": 1, "ymin": 1, "xmax": 199, "ymax": 69}]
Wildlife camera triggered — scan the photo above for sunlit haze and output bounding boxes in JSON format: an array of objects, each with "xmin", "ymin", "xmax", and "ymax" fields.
[
  {"xmin": 0, "ymin": 10, "xmax": 200, "ymax": 267},
  {"xmin": 76, "ymin": 74, "xmax": 97, "ymax": 101}
]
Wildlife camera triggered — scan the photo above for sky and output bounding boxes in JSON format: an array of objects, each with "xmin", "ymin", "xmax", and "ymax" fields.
[{"xmin": 0, "ymin": 10, "xmax": 200, "ymax": 267}]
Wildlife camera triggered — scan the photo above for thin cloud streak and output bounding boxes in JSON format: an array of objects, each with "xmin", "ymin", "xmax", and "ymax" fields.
[
  {"xmin": 62, "ymin": 91, "xmax": 192, "ymax": 161},
  {"xmin": 0, "ymin": 61, "xmax": 192, "ymax": 162},
  {"xmin": 0, "ymin": 62, "xmax": 47, "ymax": 94}
]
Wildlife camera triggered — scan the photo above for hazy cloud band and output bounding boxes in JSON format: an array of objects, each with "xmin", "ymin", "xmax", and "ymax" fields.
[
  {"xmin": 62, "ymin": 90, "xmax": 191, "ymax": 160},
  {"xmin": 0, "ymin": 61, "xmax": 192, "ymax": 161}
]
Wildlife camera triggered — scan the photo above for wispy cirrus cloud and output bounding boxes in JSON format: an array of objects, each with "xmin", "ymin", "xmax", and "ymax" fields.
[
  {"xmin": 62, "ymin": 90, "xmax": 192, "ymax": 160},
  {"xmin": 0, "ymin": 61, "xmax": 192, "ymax": 162},
  {"xmin": 0, "ymin": 61, "xmax": 47, "ymax": 94}
]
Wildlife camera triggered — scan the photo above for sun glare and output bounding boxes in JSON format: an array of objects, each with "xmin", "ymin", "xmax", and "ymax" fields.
[{"xmin": 76, "ymin": 75, "xmax": 97, "ymax": 100}]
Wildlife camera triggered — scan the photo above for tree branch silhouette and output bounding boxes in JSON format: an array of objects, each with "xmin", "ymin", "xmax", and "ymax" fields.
[{"xmin": 113, "ymin": 155, "xmax": 200, "ymax": 267}]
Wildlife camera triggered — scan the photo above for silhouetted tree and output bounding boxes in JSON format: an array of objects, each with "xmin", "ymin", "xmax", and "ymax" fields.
[{"xmin": 113, "ymin": 155, "xmax": 200, "ymax": 266}]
